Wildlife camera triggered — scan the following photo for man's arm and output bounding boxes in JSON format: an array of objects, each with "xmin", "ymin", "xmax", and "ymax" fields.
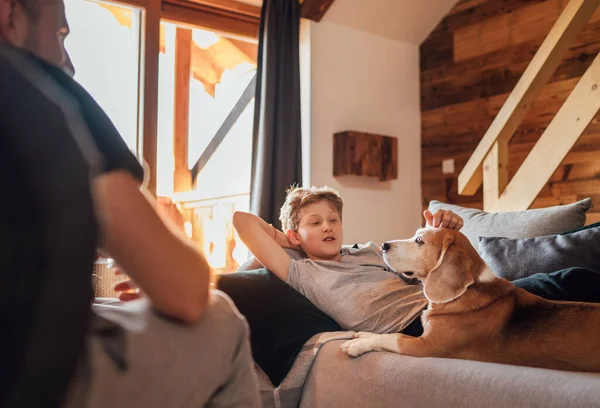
[
  {"xmin": 94, "ymin": 171, "xmax": 210, "ymax": 323},
  {"xmin": 232, "ymin": 212, "xmax": 298, "ymax": 281}
]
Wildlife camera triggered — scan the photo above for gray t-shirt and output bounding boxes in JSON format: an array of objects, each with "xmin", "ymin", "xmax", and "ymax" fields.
[{"xmin": 287, "ymin": 242, "xmax": 428, "ymax": 334}]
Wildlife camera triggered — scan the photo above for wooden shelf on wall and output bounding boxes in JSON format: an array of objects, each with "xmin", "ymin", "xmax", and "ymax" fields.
[{"xmin": 333, "ymin": 131, "xmax": 398, "ymax": 181}]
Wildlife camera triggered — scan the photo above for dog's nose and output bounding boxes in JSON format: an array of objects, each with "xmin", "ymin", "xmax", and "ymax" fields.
[{"xmin": 382, "ymin": 242, "xmax": 390, "ymax": 251}]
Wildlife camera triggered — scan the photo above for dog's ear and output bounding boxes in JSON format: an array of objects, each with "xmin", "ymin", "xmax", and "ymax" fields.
[{"xmin": 423, "ymin": 234, "xmax": 475, "ymax": 304}]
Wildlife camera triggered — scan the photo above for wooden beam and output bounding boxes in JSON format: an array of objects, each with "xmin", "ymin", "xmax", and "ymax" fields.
[
  {"xmin": 173, "ymin": 28, "xmax": 193, "ymax": 193},
  {"xmin": 301, "ymin": 0, "xmax": 335, "ymax": 22},
  {"xmin": 162, "ymin": 0, "xmax": 259, "ymax": 40},
  {"xmin": 457, "ymin": 0, "xmax": 600, "ymax": 196},
  {"xmin": 229, "ymin": 38, "xmax": 259, "ymax": 62},
  {"xmin": 141, "ymin": 0, "xmax": 161, "ymax": 196},
  {"xmin": 494, "ymin": 51, "xmax": 600, "ymax": 212},
  {"xmin": 482, "ymin": 139, "xmax": 508, "ymax": 211},
  {"xmin": 183, "ymin": 0, "xmax": 262, "ymax": 19},
  {"xmin": 190, "ymin": 74, "xmax": 257, "ymax": 180}
]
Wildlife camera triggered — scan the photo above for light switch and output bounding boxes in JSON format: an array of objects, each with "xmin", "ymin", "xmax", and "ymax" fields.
[{"xmin": 442, "ymin": 159, "xmax": 455, "ymax": 174}]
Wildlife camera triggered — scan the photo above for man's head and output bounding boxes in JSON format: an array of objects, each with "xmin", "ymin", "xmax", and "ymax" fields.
[
  {"xmin": 280, "ymin": 186, "xmax": 344, "ymax": 261},
  {"xmin": 0, "ymin": 0, "xmax": 74, "ymax": 75}
]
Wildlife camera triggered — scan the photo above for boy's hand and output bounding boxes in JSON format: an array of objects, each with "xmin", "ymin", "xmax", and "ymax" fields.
[{"xmin": 423, "ymin": 209, "xmax": 463, "ymax": 230}]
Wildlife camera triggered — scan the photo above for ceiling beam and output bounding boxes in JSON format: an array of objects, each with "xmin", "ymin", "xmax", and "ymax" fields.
[
  {"xmin": 301, "ymin": 0, "xmax": 335, "ymax": 22},
  {"xmin": 163, "ymin": 0, "xmax": 260, "ymax": 40},
  {"xmin": 184, "ymin": 0, "xmax": 261, "ymax": 20}
]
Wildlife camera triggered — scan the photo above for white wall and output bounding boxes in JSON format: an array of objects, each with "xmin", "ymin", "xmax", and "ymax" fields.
[{"xmin": 304, "ymin": 20, "xmax": 422, "ymax": 245}]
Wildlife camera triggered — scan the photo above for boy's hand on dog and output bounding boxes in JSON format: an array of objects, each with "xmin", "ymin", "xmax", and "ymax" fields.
[{"xmin": 424, "ymin": 209, "xmax": 463, "ymax": 230}]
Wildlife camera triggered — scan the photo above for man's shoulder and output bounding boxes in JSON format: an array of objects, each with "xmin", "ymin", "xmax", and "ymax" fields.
[{"xmin": 0, "ymin": 45, "xmax": 144, "ymax": 182}]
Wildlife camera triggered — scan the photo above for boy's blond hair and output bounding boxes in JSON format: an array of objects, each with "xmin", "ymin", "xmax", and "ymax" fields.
[{"xmin": 279, "ymin": 186, "xmax": 343, "ymax": 232}]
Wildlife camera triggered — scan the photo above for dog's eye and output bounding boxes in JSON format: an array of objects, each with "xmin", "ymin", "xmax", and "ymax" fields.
[{"xmin": 415, "ymin": 236, "xmax": 424, "ymax": 246}]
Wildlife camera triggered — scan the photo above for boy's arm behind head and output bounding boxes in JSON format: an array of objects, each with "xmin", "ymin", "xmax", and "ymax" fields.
[{"xmin": 233, "ymin": 211, "xmax": 292, "ymax": 282}]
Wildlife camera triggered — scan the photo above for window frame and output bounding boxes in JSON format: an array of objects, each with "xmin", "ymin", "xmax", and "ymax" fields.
[{"xmin": 108, "ymin": 0, "xmax": 259, "ymax": 195}]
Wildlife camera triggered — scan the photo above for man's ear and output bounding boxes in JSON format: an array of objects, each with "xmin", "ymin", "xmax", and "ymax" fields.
[
  {"xmin": 0, "ymin": 0, "xmax": 28, "ymax": 46},
  {"xmin": 0, "ymin": 0, "xmax": 11, "ymax": 38},
  {"xmin": 286, "ymin": 229, "xmax": 301, "ymax": 246},
  {"xmin": 423, "ymin": 235, "xmax": 474, "ymax": 304}
]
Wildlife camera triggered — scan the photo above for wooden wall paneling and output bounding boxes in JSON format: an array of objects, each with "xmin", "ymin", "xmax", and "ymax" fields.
[
  {"xmin": 422, "ymin": 24, "xmax": 600, "ymax": 111},
  {"xmin": 586, "ymin": 212, "xmax": 600, "ymax": 223},
  {"xmin": 454, "ymin": 13, "xmax": 511, "ymax": 61},
  {"xmin": 452, "ymin": 0, "xmax": 564, "ymax": 62},
  {"xmin": 565, "ymin": 162, "xmax": 600, "ymax": 179},
  {"xmin": 551, "ymin": 178, "xmax": 600, "ymax": 196},
  {"xmin": 450, "ymin": 0, "xmax": 490, "ymax": 15},
  {"xmin": 439, "ymin": 0, "xmax": 549, "ymax": 34},
  {"xmin": 510, "ymin": 0, "xmax": 563, "ymax": 45},
  {"xmin": 422, "ymin": 77, "xmax": 579, "ymax": 132},
  {"xmin": 457, "ymin": 0, "xmax": 600, "ymax": 197},
  {"xmin": 530, "ymin": 195, "xmax": 578, "ymax": 208},
  {"xmin": 422, "ymin": 0, "xmax": 600, "ymax": 221},
  {"xmin": 420, "ymin": 31, "xmax": 454, "ymax": 71}
]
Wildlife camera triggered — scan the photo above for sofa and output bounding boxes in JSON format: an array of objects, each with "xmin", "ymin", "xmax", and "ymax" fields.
[
  {"xmin": 297, "ymin": 337, "xmax": 600, "ymax": 407},
  {"xmin": 218, "ymin": 199, "xmax": 600, "ymax": 408}
]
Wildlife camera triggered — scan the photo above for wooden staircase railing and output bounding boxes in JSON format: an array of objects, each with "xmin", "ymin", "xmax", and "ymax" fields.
[{"xmin": 458, "ymin": 0, "xmax": 600, "ymax": 212}]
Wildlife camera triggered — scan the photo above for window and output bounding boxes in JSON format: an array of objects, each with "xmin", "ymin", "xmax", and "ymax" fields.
[
  {"xmin": 64, "ymin": 0, "xmax": 143, "ymax": 155},
  {"xmin": 157, "ymin": 22, "xmax": 257, "ymax": 273},
  {"xmin": 64, "ymin": 0, "xmax": 260, "ymax": 274}
]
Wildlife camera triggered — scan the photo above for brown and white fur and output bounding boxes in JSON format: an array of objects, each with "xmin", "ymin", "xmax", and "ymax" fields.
[{"xmin": 340, "ymin": 228, "xmax": 600, "ymax": 372}]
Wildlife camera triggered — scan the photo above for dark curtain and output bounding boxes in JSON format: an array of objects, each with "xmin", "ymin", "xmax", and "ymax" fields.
[{"xmin": 250, "ymin": 0, "xmax": 303, "ymax": 228}]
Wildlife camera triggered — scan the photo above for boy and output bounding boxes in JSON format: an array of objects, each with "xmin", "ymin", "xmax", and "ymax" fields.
[
  {"xmin": 235, "ymin": 186, "xmax": 600, "ymax": 339},
  {"xmin": 233, "ymin": 186, "xmax": 463, "ymax": 335}
]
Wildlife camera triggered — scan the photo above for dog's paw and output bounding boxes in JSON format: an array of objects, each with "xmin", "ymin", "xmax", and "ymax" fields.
[
  {"xmin": 340, "ymin": 338, "xmax": 374, "ymax": 357},
  {"xmin": 354, "ymin": 331, "xmax": 378, "ymax": 339}
]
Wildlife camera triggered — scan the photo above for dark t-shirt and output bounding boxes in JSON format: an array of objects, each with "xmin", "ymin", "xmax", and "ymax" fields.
[{"xmin": 39, "ymin": 57, "xmax": 144, "ymax": 181}]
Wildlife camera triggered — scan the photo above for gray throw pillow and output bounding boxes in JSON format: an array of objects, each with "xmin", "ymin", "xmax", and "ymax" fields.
[
  {"xmin": 428, "ymin": 198, "xmax": 592, "ymax": 250},
  {"xmin": 478, "ymin": 224, "xmax": 600, "ymax": 280}
]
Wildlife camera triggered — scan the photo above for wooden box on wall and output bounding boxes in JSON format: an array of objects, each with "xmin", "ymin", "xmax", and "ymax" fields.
[{"xmin": 333, "ymin": 131, "xmax": 398, "ymax": 181}]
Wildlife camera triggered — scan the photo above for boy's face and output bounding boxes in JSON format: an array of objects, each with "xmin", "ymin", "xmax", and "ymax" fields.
[{"xmin": 287, "ymin": 200, "xmax": 343, "ymax": 261}]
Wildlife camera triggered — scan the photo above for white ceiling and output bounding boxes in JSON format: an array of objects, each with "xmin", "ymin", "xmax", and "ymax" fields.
[
  {"xmin": 235, "ymin": 0, "xmax": 459, "ymax": 45},
  {"xmin": 324, "ymin": 0, "xmax": 459, "ymax": 44}
]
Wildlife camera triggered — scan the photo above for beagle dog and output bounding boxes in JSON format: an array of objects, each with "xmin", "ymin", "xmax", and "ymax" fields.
[{"xmin": 340, "ymin": 228, "xmax": 600, "ymax": 372}]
